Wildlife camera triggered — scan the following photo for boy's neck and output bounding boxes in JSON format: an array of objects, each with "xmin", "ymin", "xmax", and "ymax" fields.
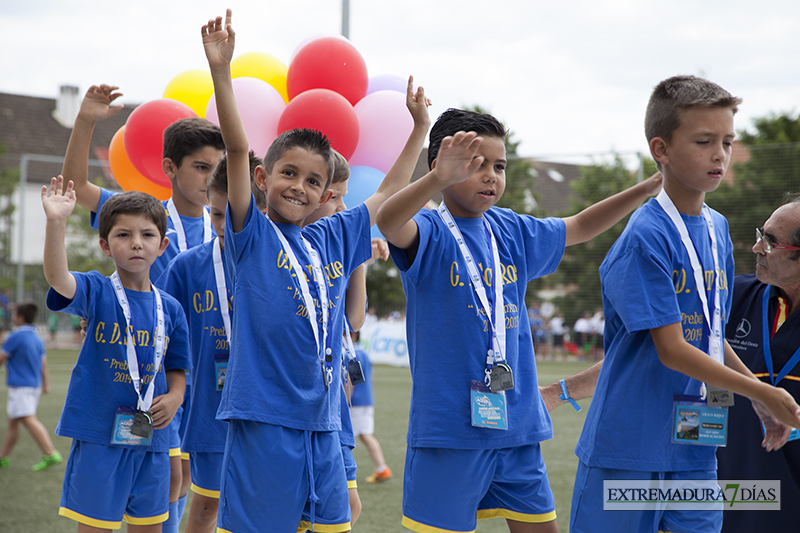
[
  {"xmin": 662, "ymin": 179, "xmax": 705, "ymax": 216},
  {"xmin": 116, "ymin": 269, "xmax": 152, "ymax": 292},
  {"xmin": 267, "ymin": 206, "xmax": 304, "ymax": 227},
  {"xmin": 170, "ymin": 192, "xmax": 205, "ymax": 218}
]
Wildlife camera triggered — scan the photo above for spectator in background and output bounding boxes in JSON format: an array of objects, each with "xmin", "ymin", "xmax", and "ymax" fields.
[{"xmin": 549, "ymin": 311, "xmax": 567, "ymax": 356}]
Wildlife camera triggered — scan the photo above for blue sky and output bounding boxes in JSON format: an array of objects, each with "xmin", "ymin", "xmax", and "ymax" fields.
[{"xmin": 3, "ymin": 0, "xmax": 799, "ymax": 162}]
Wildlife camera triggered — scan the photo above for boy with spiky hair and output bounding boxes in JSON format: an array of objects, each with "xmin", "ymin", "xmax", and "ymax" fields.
[
  {"xmin": 571, "ymin": 75, "xmax": 800, "ymax": 533},
  {"xmin": 376, "ymin": 107, "xmax": 662, "ymax": 532},
  {"xmin": 44, "ymin": 182, "xmax": 190, "ymax": 531}
]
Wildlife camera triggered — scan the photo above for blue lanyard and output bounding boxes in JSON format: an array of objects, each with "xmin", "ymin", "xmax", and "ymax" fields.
[{"xmin": 761, "ymin": 285, "xmax": 800, "ymax": 386}]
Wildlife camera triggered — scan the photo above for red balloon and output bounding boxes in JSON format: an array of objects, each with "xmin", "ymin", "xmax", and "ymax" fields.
[
  {"xmin": 124, "ymin": 99, "xmax": 197, "ymax": 188},
  {"xmin": 287, "ymin": 37, "xmax": 368, "ymax": 106},
  {"xmin": 278, "ymin": 89, "xmax": 359, "ymax": 160}
]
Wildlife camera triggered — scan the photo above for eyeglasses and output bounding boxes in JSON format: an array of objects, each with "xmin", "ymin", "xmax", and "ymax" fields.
[{"xmin": 755, "ymin": 227, "xmax": 800, "ymax": 254}]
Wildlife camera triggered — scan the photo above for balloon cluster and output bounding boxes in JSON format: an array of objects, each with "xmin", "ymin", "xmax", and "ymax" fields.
[{"xmin": 110, "ymin": 35, "xmax": 414, "ymax": 216}]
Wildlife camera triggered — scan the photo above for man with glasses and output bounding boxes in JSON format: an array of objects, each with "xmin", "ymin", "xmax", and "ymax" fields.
[{"xmin": 715, "ymin": 194, "xmax": 800, "ymax": 532}]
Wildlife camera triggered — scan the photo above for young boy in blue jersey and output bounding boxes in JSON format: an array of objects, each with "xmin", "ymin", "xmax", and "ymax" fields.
[
  {"xmin": 570, "ymin": 75, "xmax": 800, "ymax": 533},
  {"xmin": 376, "ymin": 108, "xmax": 662, "ymax": 532},
  {"xmin": 43, "ymin": 179, "xmax": 191, "ymax": 531},
  {"xmin": 62, "ymin": 86, "xmax": 225, "ymax": 530},
  {"xmin": 202, "ymin": 10, "xmax": 427, "ymax": 532},
  {"xmin": 0, "ymin": 301, "xmax": 62, "ymax": 471},
  {"xmin": 156, "ymin": 151, "xmax": 260, "ymax": 533}
]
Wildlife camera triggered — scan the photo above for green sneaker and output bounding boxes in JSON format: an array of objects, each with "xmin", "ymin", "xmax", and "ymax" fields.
[
  {"xmin": 31, "ymin": 451, "xmax": 62, "ymax": 472},
  {"xmin": 0, "ymin": 457, "xmax": 9, "ymax": 468}
]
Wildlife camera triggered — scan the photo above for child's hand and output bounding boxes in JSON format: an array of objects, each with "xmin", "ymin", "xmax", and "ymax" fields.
[
  {"xmin": 77, "ymin": 85, "xmax": 123, "ymax": 125},
  {"xmin": 406, "ymin": 76, "xmax": 431, "ymax": 130},
  {"xmin": 642, "ymin": 171, "xmax": 663, "ymax": 197},
  {"xmin": 432, "ymin": 131, "xmax": 484, "ymax": 187},
  {"xmin": 202, "ymin": 9, "xmax": 235, "ymax": 69},
  {"xmin": 756, "ymin": 387, "xmax": 800, "ymax": 451},
  {"xmin": 41, "ymin": 176, "xmax": 76, "ymax": 223},
  {"xmin": 753, "ymin": 398, "xmax": 794, "ymax": 452},
  {"xmin": 369, "ymin": 238, "xmax": 390, "ymax": 262},
  {"xmin": 150, "ymin": 391, "xmax": 183, "ymax": 430}
]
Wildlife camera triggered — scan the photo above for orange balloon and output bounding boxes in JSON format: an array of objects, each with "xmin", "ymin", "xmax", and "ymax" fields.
[{"xmin": 108, "ymin": 126, "xmax": 172, "ymax": 201}]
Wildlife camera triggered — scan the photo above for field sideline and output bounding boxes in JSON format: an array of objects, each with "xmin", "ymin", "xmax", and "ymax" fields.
[{"xmin": 0, "ymin": 348, "xmax": 594, "ymax": 532}]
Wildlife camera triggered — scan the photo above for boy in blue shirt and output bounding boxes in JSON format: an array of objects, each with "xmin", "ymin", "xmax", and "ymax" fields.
[
  {"xmin": 0, "ymin": 301, "xmax": 62, "ymax": 471},
  {"xmin": 376, "ymin": 109, "xmax": 662, "ymax": 532},
  {"xmin": 63, "ymin": 86, "xmax": 225, "ymax": 530},
  {"xmin": 571, "ymin": 75, "xmax": 800, "ymax": 533},
  {"xmin": 202, "ymin": 10, "xmax": 426, "ymax": 532},
  {"xmin": 43, "ymin": 179, "xmax": 191, "ymax": 531}
]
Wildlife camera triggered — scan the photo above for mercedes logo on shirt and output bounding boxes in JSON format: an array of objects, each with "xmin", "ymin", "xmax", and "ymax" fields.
[{"xmin": 735, "ymin": 318, "xmax": 751, "ymax": 338}]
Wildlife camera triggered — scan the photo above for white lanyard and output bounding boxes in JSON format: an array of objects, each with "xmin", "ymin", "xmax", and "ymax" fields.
[
  {"xmin": 110, "ymin": 272, "xmax": 166, "ymax": 412},
  {"xmin": 166, "ymin": 199, "xmax": 213, "ymax": 252},
  {"xmin": 212, "ymin": 238, "xmax": 231, "ymax": 346},
  {"xmin": 437, "ymin": 203, "xmax": 507, "ymax": 366},
  {"xmin": 267, "ymin": 218, "xmax": 331, "ymax": 378},
  {"xmin": 655, "ymin": 190, "xmax": 723, "ymax": 365},
  {"xmin": 343, "ymin": 326, "xmax": 357, "ymax": 362}
]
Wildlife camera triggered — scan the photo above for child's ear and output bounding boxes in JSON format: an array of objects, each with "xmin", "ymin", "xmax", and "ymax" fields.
[
  {"xmin": 157, "ymin": 236, "xmax": 170, "ymax": 256},
  {"xmin": 162, "ymin": 158, "xmax": 178, "ymax": 180},
  {"xmin": 254, "ymin": 165, "xmax": 268, "ymax": 192},
  {"xmin": 649, "ymin": 137, "xmax": 670, "ymax": 167},
  {"xmin": 430, "ymin": 158, "xmax": 438, "ymax": 170},
  {"xmin": 98, "ymin": 238, "xmax": 112, "ymax": 258},
  {"xmin": 316, "ymin": 189, "xmax": 333, "ymax": 208}
]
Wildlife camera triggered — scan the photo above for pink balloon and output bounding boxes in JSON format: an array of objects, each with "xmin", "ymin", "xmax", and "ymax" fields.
[
  {"xmin": 367, "ymin": 74, "xmax": 407, "ymax": 95},
  {"xmin": 205, "ymin": 77, "xmax": 286, "ymax": 159},
  {"xmin": 349, "ymin": 91, "xmax": 413, "ymax": 173}
]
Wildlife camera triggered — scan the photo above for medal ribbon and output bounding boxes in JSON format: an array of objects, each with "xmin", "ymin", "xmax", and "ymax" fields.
[
  {"xmin": 761, "ymin": 285, "xmax": 800, "ymax": 386},
  {"xmin": 437, "ymin": 203, "xmax": 507, "ymax": 383},
  {"xmin": 213, "ymin": 237, "xmax": 232, "ymax": 346},
  {"xmin": 166, "ymin": 199, "xmax": 213, "ymax": 252},
  {"xmin": 110, "ymin": 272, "xmax": 166, "ymax": 412},
  {"xmin": 655, "ymin": 190, "xmax": 723, "ymax": 366},
  {"xmin": 266, "ymin": 218, "xmax": 331, "ymax": 386}
]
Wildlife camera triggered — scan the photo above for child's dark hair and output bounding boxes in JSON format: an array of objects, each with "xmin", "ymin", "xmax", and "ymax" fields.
[
  {"xmin": 263, "ymin": 129, "xmax": 334, "ymax": 189},
  {"xmin": 14, "ymin": 302, "xmax": 37, "ymax": 324},
  {"xmin": 428, "ymin": 109, "xmax": 507, "ymax": 170},
  {"xmin": 163, "ymin": 117, "xmax": 225, "ymax": 168},
  {"xmin": 98, "ymin": 191, "xmax": 167, "ymax": 241},
  {"xmin": 645, "ymin": 75, "xmax": 742, "ymax": 145},
  {"xmin": 208, "ymin": 151, "xmax": 265, "ymax": 211}
]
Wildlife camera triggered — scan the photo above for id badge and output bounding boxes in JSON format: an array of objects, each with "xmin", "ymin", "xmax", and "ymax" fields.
[
  {"xmin": 111, "ymin": 406, "xmax": 152, "ymax": 446},
  {"xmin": 214, "ymin": 353, "xmax": 229, "ymax": 391},
  {"xmin": 489, "ymin": 363, "xmax": 514, "ymax": 392},
  {"xmin": 470, "ymin": 380, "xmax": 508, "ymax": 430},
  {"xmin": 706, "ymin": 385, "xmax": 734, "ymax": 407},
  {"xmin": 672, "ymin": 395, "xmax": 727, "ymax": 447},
  {"xmin": 348, "ymin": 359, "xmax": 366, "ymax": 386}
]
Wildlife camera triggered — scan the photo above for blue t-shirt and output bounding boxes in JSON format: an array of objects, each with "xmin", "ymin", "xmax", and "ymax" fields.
[
  {"xmin": 46, "ymin": 271, "xmax": 192, "ymax": 451},
  {"xmin": 2, "ymin": 325, "xmax": 45, "ymax": 388},
  {"xmin": 156, "ymin": 240, "xmax": 231, "ymax": 453},
  {"xmin": 219, "ymin": 197, "xmax": 371, "ymax": 431},
  {"xmin": 92, "ymin": 188, "xmax": 215, "ymax": 282},
  {"xmin": 350, "ymin": 348, "xmax": 372, "ymax": 407},
  {"xmin": 575, "ymin": 199, "xmax": 734, "ymax": 472},
  {"xmin": 390, "ymin": 207, "xmax": 566, "ymax": 449}
]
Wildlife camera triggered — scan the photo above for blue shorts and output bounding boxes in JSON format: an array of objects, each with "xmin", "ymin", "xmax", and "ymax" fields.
[
  {"xmin": 570, "ymin": 461, "xmax": 722, "ymax": 533},
  {"xmin": 190, "ymin": 451, "xmax": 224, "ymax": 498},
  {"xmin": 217, "ymin": 420, "xmax": 350, "ymax": 533},
  {"xmin": 341, "ymin": 444, "xmax": 358, "ymax": 489},
  {"xmin": 59, "ymin": 440, "xmax": 170, "ymax": 529},
  {"xmin": 402, "ymin": 444, "xmax": 556, "ymax": 533}
]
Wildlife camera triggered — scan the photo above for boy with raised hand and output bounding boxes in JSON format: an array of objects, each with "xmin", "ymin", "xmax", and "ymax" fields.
[
  {"xmin": 156, "ymin": 152, "xmax": 260, "ymax": 533},
  {"xmin": 202, "ymin": 10, "xmax": 426, "ymax": 533},
  {"xmin": 0, "ymin": 301, "xmax": 62, "ymax": 472},
  {"xmin": 376, "ymin": 109, "xmax": 662, "ymax": 532},
  {"xmin": 570, "ymin": 76, "xmax": 800, "ymax": 533},
  {"xmin": 43, "ymin": 178, "xmax": 190, "ymax": 532}
]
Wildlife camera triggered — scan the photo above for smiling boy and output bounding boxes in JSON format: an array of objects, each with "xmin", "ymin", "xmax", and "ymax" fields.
[{"xmin": 376, "ymin": 108, "xmax": 661, "ymax": 533}]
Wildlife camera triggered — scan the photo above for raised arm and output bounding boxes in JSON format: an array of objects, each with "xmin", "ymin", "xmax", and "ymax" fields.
[
  {"xmin": 363, "ymin": 77, "xmax": 431, "ymax": 224},
  {"xmin": 652, "ymin": 322, "xmax": 800, "ymax": 445},
  {"xmin": 42, "ymin": 176, "xmax": 78, "ymax": 300},
  {"xmin": 61, "ymin": 85, "xmax": 124, "ymax": 212},
  {"xmin": 202, "ymin": 9, "xmax": 250, "ymax": 232},
  {"xmin": 563, "ymin": 172, "xmax": 662, "ymax": 246},
  {"xmin": 377, "ymin": 132, "xmax": 484, "ymax": 251}
]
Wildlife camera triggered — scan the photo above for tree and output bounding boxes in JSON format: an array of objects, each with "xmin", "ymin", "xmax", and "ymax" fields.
[
  {"xmin": 0, "ymin": 143, "xmax": 19, "ymax": 291},
  {"xmin": 706, "ymin": 112, "xmax": 800, "ymax": 274}
]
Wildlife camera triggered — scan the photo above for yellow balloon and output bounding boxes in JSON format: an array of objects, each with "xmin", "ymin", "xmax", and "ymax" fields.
[
  {"xmin": 231, "ymin": 52, "xmax": 289, "ymax": 103},
  {"xmin": 163, "ymin": 69, "xmax": 214, "ymax": 118}
]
